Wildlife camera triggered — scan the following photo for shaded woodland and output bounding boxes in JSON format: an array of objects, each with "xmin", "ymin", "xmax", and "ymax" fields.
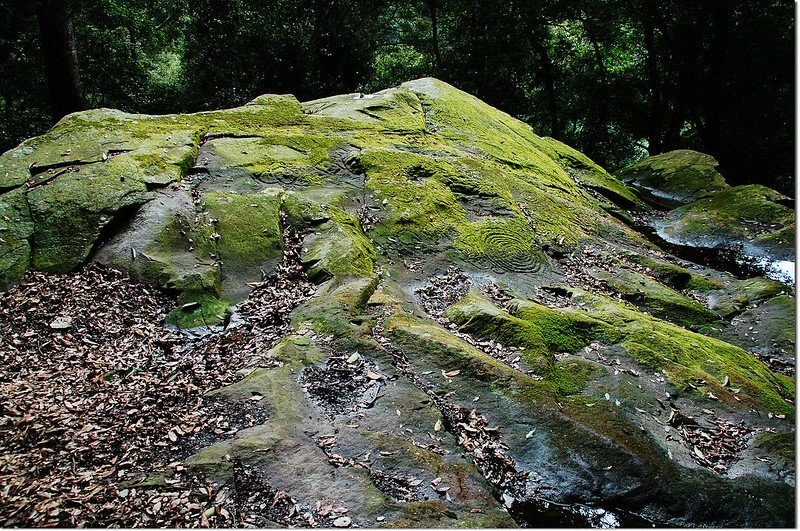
[{"xmin": 0, "ymin": 0, "xmax": 794, "ymax": 193}]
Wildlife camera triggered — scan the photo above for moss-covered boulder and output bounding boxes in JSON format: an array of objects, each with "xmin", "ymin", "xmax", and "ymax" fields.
[
  {"xmin": 616, "ymin": 149, "xmax": 729, "ymax": 207},
  {"xmin": 0, "ymin": 79, "xmax": 794, "ymax": 527},
  {"xmin": 656, "ymin": 184, "xmax": 795, "ymax": 262}
]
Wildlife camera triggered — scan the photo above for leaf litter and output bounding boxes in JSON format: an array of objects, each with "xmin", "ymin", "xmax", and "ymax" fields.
[
  {"xmin": 300, "ymin": 349, "xmax": 389, "ymax": 418},
  {"xmin": 415, "ymin": 267, "xmax": 535, "ymax": 376},
  {"xmin": 0, "ymin": 222, "xmax": 316, "ymax": 527}
]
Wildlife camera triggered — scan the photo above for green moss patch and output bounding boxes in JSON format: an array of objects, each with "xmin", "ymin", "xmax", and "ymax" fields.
[
  {"xmin": 445, "ymin": 287, "xmax": 794, "ymax": 415},
  {"xmin": 201, "ymin": 190, "xmax": 283, "ymax": 300},
  {"xmin": 445, "ymin": 292, "xmax": 551, "ymax": 370},
  {"xmin": 297, "ymin": 203, "xmax": 376, "ymax": 282},
  {"xmin": 0, "ymin": 108, "xmax": 204, "ymax": 190},
  {"xmin": 751, "ymin": 431, "xmax": 795, "ymax": 463},
  {"xmin": 0, "ymin": 188, "xmax": 33, "ymax": 288},
  {"xmin": 28, "ymin": 159, "xmax": 154, "ymax": 272},
  {"xmin": 568, "ymin": 290, "xmax": 795, "ymax": 415},
  {"xmin": 388, "ymin": 495, "xmax": 514, "ymax": 528},
  {"xmin": 706, "ymin": 277, "xmax": 790, "ymax": 318},
  {"xmin": 402, "ymin": 79, "xmax": 570, "ymax": 183},
  {"xmin": 362, "ymin": 149, "xmax": 469, "ymax": 252},
  {"xmin": 547, "ymin": 359, "xmax": 603, "ymax": 397},
  {"xmin": 206, "ymin": 133, "xmax": 337, "ymax": 180},
  {"xmin": 593, "ymin": 268, "xmax": 721, "ymax": 327},
  {"xmin": 622, "ymin": 252, "xmax": 724, "ymax": 292},
  {"xmin": 384, "ymin": 308, "xmax": 678, "ymax": 478},
  {"xmin": 539, "ymin": 136, "xmax": 647, "ymax": 210},
  {"xmin": 200, "ymin": 93, "xmax": 307, "ymax": 134},
  {"xmin": 453, "ymin": 218, "xmax": 548, "ymax": 273},
  {"xmin": 508, "ymin": 298, "xmax": 615, "ymax": 349},
  {"xmin": 165, "ymin": 292, "xmax": 232, "ymax": 329}
]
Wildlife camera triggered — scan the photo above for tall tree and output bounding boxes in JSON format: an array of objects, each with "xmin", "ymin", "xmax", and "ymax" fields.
[
  {"xmin": 640, "ymin": 0, "xmax": 664, "ymax": 154},
  {"xmin": 36, "ymin": 0, "xmax": 83, "ymax": 120},
  {"xmin": 526, "ymin": 26, "xmax": 561, "ymax": 138},
  {"xmin": 426, "ymin": 0, "xmax": 443, "ymax": 73}
]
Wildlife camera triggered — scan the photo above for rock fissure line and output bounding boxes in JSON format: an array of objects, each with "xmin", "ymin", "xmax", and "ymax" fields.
[
  {"xmin": 201, "ymin": 132, "xmax": 262, "ymax": 144},
  {"xmin": 143, "ymin": 180, "xmax": 172, "ymax": 192},
  {"xmin": 26, "ymin": 164, "xmax": 91, "ymax": 190},
  {"xmin": 413, "ymin": 93, "xmax": 438, "ymax": 134},
  {"xmin": 368, "ymin": 306, "xmax": 638, "ymax": 527},
  {"xmin": 28, "ymin": 158, "xmax": 103, "ymax": 180},
  {"xmin": 185, "ymin": 129, "xmax": 210, "ymax": 172},
  {"xmin": 0, "ymin": 183, "xmax": 21, "ymax": 194},
  {"xmin": 253, "ymin": 172, "xmax": 306, "ymax": 188},
  {"xmin": 369, "ymin": 306, "xmax": 531, "ymax": 514},
  {"xmin": 81, "ymin": 202, "xmax": 146, "ymax": 270},
  {"xmin": 515, "ymin": 199, "xmax": 562, "ymax": 270},
  {"xmin": 25, "ymin": 146, "xmax": 138, "ymax": 189}
]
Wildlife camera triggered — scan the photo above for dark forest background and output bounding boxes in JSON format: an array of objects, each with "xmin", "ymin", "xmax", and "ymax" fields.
[{"xmin": 1, "ymin": 0, "xmax": 795, "ymax": 194}]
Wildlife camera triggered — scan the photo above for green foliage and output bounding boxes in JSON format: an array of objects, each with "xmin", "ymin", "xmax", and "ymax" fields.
[
  {"xmin": 0, "ymin": 0, "xmax": 793, "ymax": 196},
  {"xmin": 367, "ymin": 44, "xmax": 433, "ymax": 92}
]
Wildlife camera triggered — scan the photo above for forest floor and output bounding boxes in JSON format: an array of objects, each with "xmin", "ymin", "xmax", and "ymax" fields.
[{"xmin": 0, "ymin": 247, "xmax": 315, "ymax": 527}]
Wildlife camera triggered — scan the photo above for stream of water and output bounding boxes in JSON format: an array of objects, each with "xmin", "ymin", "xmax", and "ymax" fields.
[{"xmin": 634, "ymin": 223, "xmax": 795, "ymax": 287}]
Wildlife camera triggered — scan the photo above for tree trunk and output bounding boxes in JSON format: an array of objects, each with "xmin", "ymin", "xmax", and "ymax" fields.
[
  {"xmin": 426, "ymin": 0, "xmax": 443, "ymax": 73},
  {"xmin": 37, "ymin": 0, "xmax": 83, "ymax": 121},
  {"xmin": 580, "ymin": 14, "xmax": 610, "ymax": 147},
  {"xmin": 641, "ymin": 0, "xmax": 663, "ymax": 154},
  {"xmin": 527, "ymin": 28, "xmax": 561, "ymax": 137},
  {"xmin": 698, "ymin": 1, "xmax": 732, "ymax": 156}
]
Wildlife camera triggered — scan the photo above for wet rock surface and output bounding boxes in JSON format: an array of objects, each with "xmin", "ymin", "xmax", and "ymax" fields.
[
  {"xmin": 618, "ymin": 152, "xmax": 794, "ymax": 284},
  {"xmin": 617, "ymin": 149, "xmax": 729, "ymax": 208},
  {"xmin": 0, "ymin": 79, "xmax": 794, "ymax": 527},
  {"xmin": 655, "ymin": 185, "xmax": 795, "ymax": 266}
]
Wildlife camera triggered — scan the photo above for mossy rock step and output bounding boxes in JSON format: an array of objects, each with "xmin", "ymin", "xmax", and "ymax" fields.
[
  {"xmin": 616, "ymin": 149, "xmax": 729, "ymax": 208},
  {"xmin": 656, "ymin": 184, "xmax": 795, "ymax": 262},
  {"xmin": 620, "ymin": 251, "xmax": 725, "ymax": 292},
  {"xmin": 442, "ymin": 290, "xmax": 792, "ymax": 415},
  {"xmin": 591, "ymin": 267, "xmax": 721, "ymax": 327},
  {"xmin": 381, "ymin": 305, "xmax": 793, "ymax": 526}
]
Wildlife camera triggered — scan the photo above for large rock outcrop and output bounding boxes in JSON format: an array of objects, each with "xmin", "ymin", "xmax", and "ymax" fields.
[{"xmin": 0, "ymin": 79, "xmax": 794, "ymax": 527}]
